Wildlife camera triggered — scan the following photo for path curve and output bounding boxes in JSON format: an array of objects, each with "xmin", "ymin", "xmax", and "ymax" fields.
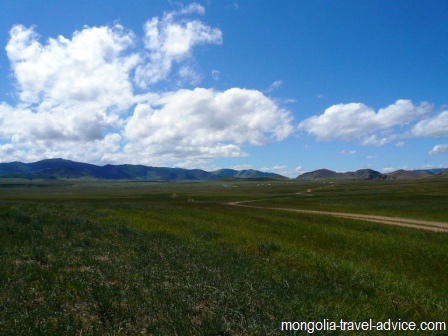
[{"xmin": 226, "ymin": 202, "xmax": 448, "ymax": 232}]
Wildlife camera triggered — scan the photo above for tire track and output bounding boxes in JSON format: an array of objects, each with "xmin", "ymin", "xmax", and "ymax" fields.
[{"xmin": 226, "ymin": 202, "xmax": 448, "ymax": 233}]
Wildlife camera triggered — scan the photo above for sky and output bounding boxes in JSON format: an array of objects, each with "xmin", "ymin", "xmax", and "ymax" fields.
[{"xmin": 0, "ymin": 0, "xmax": 447, "ymax": 177}]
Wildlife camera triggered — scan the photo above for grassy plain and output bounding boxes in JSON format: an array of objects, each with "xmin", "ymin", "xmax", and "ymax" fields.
[{"xmin": 0, "ymin": 178, "xmax": 447, "ymax": 335}]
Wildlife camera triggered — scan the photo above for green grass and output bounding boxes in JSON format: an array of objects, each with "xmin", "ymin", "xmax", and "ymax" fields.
[
  {"xmin": 0, "ymin": 179, "xmax": 447, "ymax": 334},
  {"xmin": 252, "ymin": 178, "xmax": 448, "ymax": 222}
]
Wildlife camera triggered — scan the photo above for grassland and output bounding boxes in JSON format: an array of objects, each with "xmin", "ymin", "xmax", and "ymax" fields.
[{"xmin": 0, "ymin": 178, "xmax": 447, "ymax": 335}]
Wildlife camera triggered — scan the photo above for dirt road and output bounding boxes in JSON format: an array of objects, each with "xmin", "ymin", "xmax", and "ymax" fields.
[{"xmin": 226, "ymin": 202, "xmax": 448, "ymax": 232}]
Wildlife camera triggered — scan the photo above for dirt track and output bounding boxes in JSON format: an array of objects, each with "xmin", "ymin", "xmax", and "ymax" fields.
[{"xmin": 226, "ymin": 202, "xmax": 448, "ymax": 233}]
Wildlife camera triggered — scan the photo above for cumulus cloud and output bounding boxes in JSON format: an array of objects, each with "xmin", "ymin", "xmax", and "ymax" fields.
[
  {"xmin": 0, "ymin": 103, "xmax": 118, "ymax": 145},
  {"xmin": 429, "ymin": 144, "xmax": 448, "ymax": 156},
  {"xmin": 0, "ymin": 5, "xmax": 293, "ymax": 165},
  {"xmin": 6, "ymin": 24, "xmax": 137, "ymax": 107},
  {"xmin": 3, "ymin": 23, "xmax": 136, "ymax": 151},
  {"xmin": 298, "ymin": 100, "xmax": 432, "ymax": 145},
  {"xmin": 134, "ymin": 4, "xmax": 222, "ymax": 87},
  {"xmin": 411, "ymin": 110, "xmax": 448, "ymax": 138},
  {"xmin": 119, "ymin": 88, "xmax": 293, "ymax": 164}
]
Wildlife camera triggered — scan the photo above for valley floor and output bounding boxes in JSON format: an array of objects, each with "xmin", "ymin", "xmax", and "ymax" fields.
[{"xmin": 0, "ymin": 178, "xmax": 447, "ymax": 334}]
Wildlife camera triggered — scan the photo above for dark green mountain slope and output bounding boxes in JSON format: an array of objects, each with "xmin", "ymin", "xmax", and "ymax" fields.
[
  {"xmin": 296, "ymin": 168, "xmax": 448, "ymax": 181},
  {"xmin": 0, "ymin": 159, "xmax": 285, "ymax": 181}
]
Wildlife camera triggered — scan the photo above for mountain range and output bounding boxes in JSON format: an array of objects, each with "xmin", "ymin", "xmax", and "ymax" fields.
[
  {"xmin": 0, "ymin": 159, "xmax": 446, "ymax": 181},
  {"xmin": 296, "ymin": 168, "xmax": 448, "ymax": 181},
  {"xmin": 0, "ymin": 159, "xmax": 284, "ymax": 181}
]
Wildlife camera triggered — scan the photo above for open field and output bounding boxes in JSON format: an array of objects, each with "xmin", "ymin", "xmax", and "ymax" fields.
[
  {"xmin": 0, "ymin": 178, "xmax": 447, "ymax": 334},
  {"xmin": 228, "ymin": 204, "xmax": 448, "ymax": 232}
]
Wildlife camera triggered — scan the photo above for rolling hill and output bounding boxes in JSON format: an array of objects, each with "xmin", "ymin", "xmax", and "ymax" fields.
[
  {"xmin": 211, "ymin": 168, "xmax": 283, "ymax": 179},
  {"xmin": 384, "ymin": 169, "xmax": 419, "ymax": 180},
  {"xmin": 296, "ymin": 169, "xmax": 382, "ymax": 181},
  {"xmin": 296, "ymin": 168, "xmax": 448, "ymax": 181},
  {"xmin": 438, "ymin": 170, "xmax": 448, "ymax": 177},
  {"xmin": 0, "ymin": 159, "xmax": 285, "ymax": 181},
  {"xmin": 2, "ymin": 159, "xmax": 446, "ymax": 182}
]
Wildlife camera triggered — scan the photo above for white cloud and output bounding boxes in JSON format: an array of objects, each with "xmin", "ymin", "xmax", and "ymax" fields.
[
  {"xmin": 212, "ymin": 69, "xmax": 220, "ymax": 80},
  {"xmin": 421, "ymin": 163, "xmax": 448, "ymax": 169},
  {"xmin": 0, "ymin": 8, "xmax": 294, "ymax": 166},
  {"xmin": 6, "ymin": 24, "xmax": 137, "ymax": 107},
  {"xmin": 260, "ymin": 164, "xmax": 304, "ymax": 177},
  {"xmin": 0, "ymin": 103, "xmax": 119, "ymax": 144},
  {"xmin": 293, "ymin": 166, "xmax": 306, "ymax": 176},
  {"xmin": 178, "ymin": 64, "xmax": 202, "ymax": 85},
  {"xmin": 265, "ymin": 80, "xmax": 283, "ymax": 93},
  {"xmin": 173, "ymin": 159, "xmax": 214, "ymax": 170},
  {"xmin": 379, "ymin": 166, "xmax": 409, "ymax": 173},
  {"xmin": 134, "ymin": 5, "xmax": 222, "ymax": 87},
  {"xmin": 260, "ymin": 165, "xmax": 286, "ymax": 172},
  {"xmin": 2, "ymin": 23, "xmax": 136, "ymax": 152},
  {"xmin": 0, "ymin": 127, "xmax": 122, "ymax": 164},
  {"xmin": 119, "ymin": 88, "xmax": 293, "ymax": 165},
  {"xmin": 260, "ymin": 165, "xmax": 288, "ymax": 176},
  {"xmin": 360, "ymin": 134, "xmax": 398, "ymax": 146},
  {"xmin": 177, "ymin": 3, "xmax": 206, "ymax": 15},
  {"xmin": 429, "ymin": 144, "xmax": 448, "ymax": 156},
  {"xmin": 411, "ymin": 110, "xmax": 448, "ymax": 138},
  {"xmin": 395, "ymin": 141, "xmax": 405, "ymax": 147},
  {"xmin": 339, "ymin": 149, "xmax": 357, "ymax": 155},
  {"xmin": 380, "ymin": 167, "xmax": 396, "ymax": 173},
  {"xmin": 231, "ymin": 164, "xmax": 253, "ymax": 170},
  {"xmin": 298, "ymin": 100, "xmax": 432, "ymax": 145}
]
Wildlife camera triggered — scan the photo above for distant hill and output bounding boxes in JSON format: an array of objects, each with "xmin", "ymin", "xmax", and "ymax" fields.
[
  {"xmin": 410, "ymin": 168, "xmax": 447, "ymax": 176},
  {"xmin": 411, "ymin": 169, "xmax": 435, "ymax": 176},
  {"xmin": 343, "ymin": 169, "xmax": 383, "ymax": 180},
  {"xmin": 384, "ymin": 169, "xmax": 418, "ymax": 180},
  {"xmin": 295, "ymin": 169, "xmax": 339, "ymax": 181},
  {"xmin": 2, "ymin": 159, "xmax": 445, "ymax": 182},
  {"xmin": 425, "ymin": 168, "xmax": 448, "ymax": 174},
  {"xmin": 0, "ymin": 158, "xmax": 285, "ymax": 181},
  {"xmin": 211, "ymin": 169, "xmax": 284, "ymax": 179},
  {"xmin": 438, "ymin": 169, "xmax": 448, "ymax": 177},
  {"xmin": 296, "ymin": 169, "xmax": 382, "ymax": 181},
  {"xmin": 296, "ymin": 168, "xmax": 448, "ymax": 181}
]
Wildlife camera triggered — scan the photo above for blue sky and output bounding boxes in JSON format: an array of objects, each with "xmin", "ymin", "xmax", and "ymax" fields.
[{"xmin": 0, "ymin": 1, "xmax": 447, "ymax": 177}]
